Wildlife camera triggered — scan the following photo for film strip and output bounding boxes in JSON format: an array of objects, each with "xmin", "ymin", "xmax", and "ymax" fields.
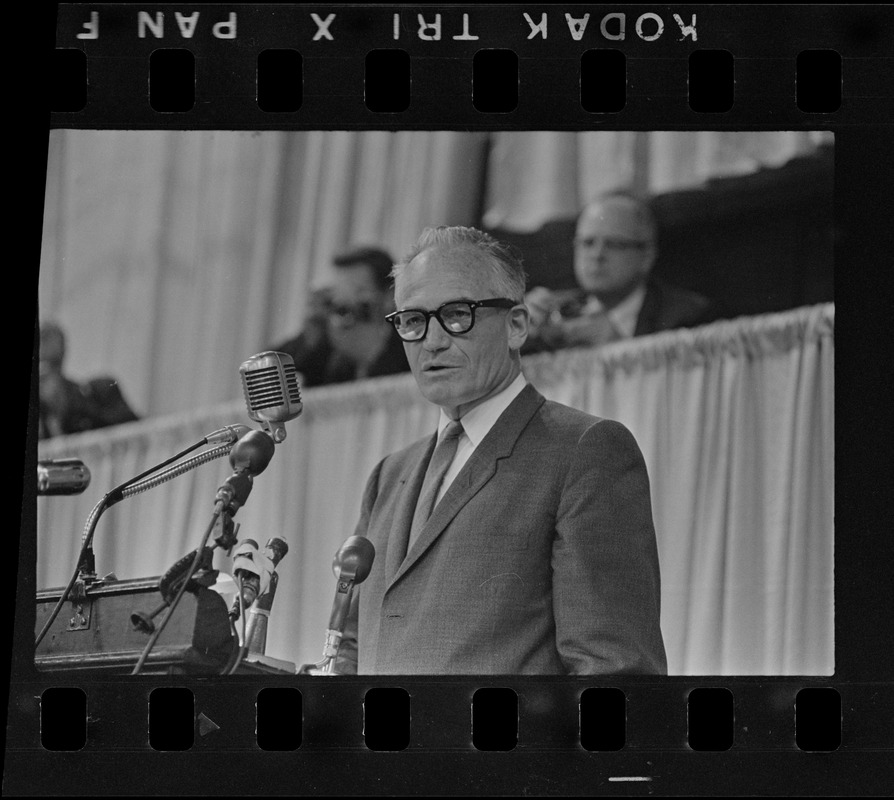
[{"xmin": 11, "ymin": 3, "xmax": 894, "ymax": 795}]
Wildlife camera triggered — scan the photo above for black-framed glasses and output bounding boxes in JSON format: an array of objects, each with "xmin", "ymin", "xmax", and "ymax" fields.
[
  {"xmin": 385, "ymin": 298, "xmax": 518, "ymax": 342},
  {"xmin": 326, "ymin": 300, "xmax": 376, "ymax": 325},
  {"xmin": 574, "ymin": 236, "xmax": 651, "ymax": 251}
]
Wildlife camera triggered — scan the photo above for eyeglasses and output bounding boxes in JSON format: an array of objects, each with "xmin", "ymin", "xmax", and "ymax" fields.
[
  {"xmin": 574, "ymin": 236, "xmax": 651, "ymax": 251},
  {"xmin": 326, "ymin": 301, "xmax": 376, "ymax": 325},
  {"xmin": 385, "ymin": 298, "xmax": 518, "ymax": 342}
]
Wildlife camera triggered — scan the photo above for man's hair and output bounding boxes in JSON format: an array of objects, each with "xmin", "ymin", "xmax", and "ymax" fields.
[
  {"xmin": 581, "ymin": 189, "xmax": 658, "ymax": 241},
  {"xmin": 332, "ymin": 246, "xmax": 395, "ymax": 292},
  {"xmin": 391, "ymin": 226, "xmax": 528, "ymax": 302}
]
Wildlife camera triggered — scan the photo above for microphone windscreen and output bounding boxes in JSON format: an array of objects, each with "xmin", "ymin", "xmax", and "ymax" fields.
[
  {"xmin": 264, "ymin": 537, "xmax": 289, "ymax": 568},
  {"xmin": 332, "ymin": 536, "xmax": 376, "ymax": 584},
  {"xmin": 229, "ymin": 430, "xmax": 276, "ymax": 477}
]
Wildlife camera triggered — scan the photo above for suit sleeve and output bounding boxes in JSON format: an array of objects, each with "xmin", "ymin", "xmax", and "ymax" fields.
[
  {"xmin": 332, "ymin": 458, "xmax": 384, "ymax": 675},
  {"xmin": 552, "ymin": 419, "xmax": 668, "ymax": 675}
]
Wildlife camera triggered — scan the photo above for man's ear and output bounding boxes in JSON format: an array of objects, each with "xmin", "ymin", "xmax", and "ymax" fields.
[{"xmin": 507, "ymin": 304, "xmax": 530, "ymax": 352}]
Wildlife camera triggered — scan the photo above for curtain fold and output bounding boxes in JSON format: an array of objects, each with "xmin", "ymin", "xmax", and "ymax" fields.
[
  {"xmin": 35, "ymin": 305, "xmax": 834, "ymax": 676},
  {"xmin": 482, "ymin": 130, "xmax": 834, "ymax": 231}
]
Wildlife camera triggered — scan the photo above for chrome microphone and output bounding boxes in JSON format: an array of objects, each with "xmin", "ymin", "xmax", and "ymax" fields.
[
  {"xmin": 38, "ymin": 459, "xmax": 91, "ymax": 496},
  {"xmin": 239, "ymin": 351, "xmax": 303, "ymax": 444},
  {"xmin": 244, "ymin": 537, "xmax": 289, "ymax": 655},
  {"xmin": 229, "ymin": 538, "xmax": 275, "ymax": 620}
]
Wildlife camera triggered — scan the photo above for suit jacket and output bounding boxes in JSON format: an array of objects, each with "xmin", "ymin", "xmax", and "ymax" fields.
[
  {"xmin": 634, "ymin": 276, "xmax": 722, "ymax": 336},
  {"xmin": 38, "ymin": 375, "xmax": 139, "ymax": 440},
  {"xmin": 335, "ymin": 384, "xmax": 667, "ymax": 675},
  {"xmin": 523, "ymin": 276, "xmax": 724, "ymax": 355}
]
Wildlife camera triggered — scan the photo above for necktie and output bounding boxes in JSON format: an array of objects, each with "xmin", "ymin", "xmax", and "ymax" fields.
[{"xmin": 407, "ymin": 420, "xmax": 464, "ymax": 552}]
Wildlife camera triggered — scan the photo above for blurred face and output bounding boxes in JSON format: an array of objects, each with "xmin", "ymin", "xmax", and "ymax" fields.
[
  {"xmin": 573, "ymin": 197, "xmax": 656, "ymax": 306},
  {"xmin": 326, "ymin": 262, "xmax": 391, "ymax": 359},
  {"xmin": 327, "ymin": 262, "xmax": 387, "ymax": 324},
  {"xmin": 394, "ymin": 246, "xmax": 528, "ymax": 419}
]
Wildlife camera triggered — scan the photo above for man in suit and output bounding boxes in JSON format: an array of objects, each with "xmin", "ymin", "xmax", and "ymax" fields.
[
  {"xmin": 38, "ymin": 321, "xmax": 139, "ymax": 439},
  {"xmin": 524, "ymin": 190, "xmax": 720, "ymax": 353},
  {"xmin": 272, "ymin": 246, "xmax": 409, "ymax": 387},
  {"xmin": 335, "ymin": 226, "xmax": 667, "ymax": 675}
]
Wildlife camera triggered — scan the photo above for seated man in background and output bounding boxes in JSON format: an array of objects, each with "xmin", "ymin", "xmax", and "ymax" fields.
[
  {"xmin": 38, "ymin": 321, "xmax": 139, "ymax": 439},
  {"xmin": 524, "ymin": 190, "xmax": 721, "ymax": 354},
  {"xmin": 273, "ymin": 247, "xmax": 409, "ymax": 387}
]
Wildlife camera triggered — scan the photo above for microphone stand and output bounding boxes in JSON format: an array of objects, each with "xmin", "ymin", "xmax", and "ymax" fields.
[
  {"xmin": 36, "ymin": 426, "xmax": 249, "ymax": 650},
  {"xmin": 301, "ymin": 536, "xmax": 375, "ymax": 675},
  {"xmin": 136, "ymin": 429, "xmax": 277, "ymax": 676},
  {"xmin": 130, "ymin": 473, "xmax": 252, "ymax": 675}
]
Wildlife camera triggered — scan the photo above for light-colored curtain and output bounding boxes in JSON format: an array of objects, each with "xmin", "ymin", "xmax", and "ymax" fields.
[
  {"xmin": 38, "ymin": 130, "xmax": 490, "ymax": 419},
  {"xmin": 483, "ymin": 130, "xmax": 834, "ymax": 231},
  {"xmin": 39, "ymin": 129, "xmax": 831, "ymax": 424},
  {"xmin": 35, "ymin": 304, "xmax": 834, "ymax": 676}
]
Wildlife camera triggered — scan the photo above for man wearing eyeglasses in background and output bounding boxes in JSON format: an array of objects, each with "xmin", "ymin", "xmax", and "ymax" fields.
[
  {"xmin": 334, "ymin": 225, "xmax": 667, "ymax": 675},
  {"xmin": 272, "ymin": 246, "xmax": 409, "ymax": 387},
  {"xmin": 524, "ymin": 190, "xmax": 719, "ymax": 353}
]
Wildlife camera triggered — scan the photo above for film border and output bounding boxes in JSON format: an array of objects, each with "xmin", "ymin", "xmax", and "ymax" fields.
[{"xmin": 9, "ymin": 3, "xmax": 894, "ymax": 796}]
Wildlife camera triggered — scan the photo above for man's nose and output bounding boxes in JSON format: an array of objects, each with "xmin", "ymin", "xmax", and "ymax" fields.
[{"xmin": 421, "ymin": 318, "xmax": 451, "ymax": 350}]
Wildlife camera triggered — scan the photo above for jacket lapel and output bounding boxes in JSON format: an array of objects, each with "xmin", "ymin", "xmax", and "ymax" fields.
[
  {"xmin": 634, "ymin": 279, "xmax": 661, "ymax": 336},
  {"xmin": 384, "ymin": 434, "xmax": 437, "ymax": 584},
  {"xmin": 388, "ymin": 384, "xmax": 546, "ymax": 588}
]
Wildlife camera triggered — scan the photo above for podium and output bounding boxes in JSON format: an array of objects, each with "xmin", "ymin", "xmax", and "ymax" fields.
[{"xmin": 35, "ymin": 577, "xmax": 295, "ymax": 676}]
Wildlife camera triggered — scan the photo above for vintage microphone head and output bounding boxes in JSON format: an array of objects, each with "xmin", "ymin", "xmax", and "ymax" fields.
[
  {"xmin": 239, "ymin": 351, "xmax": 303, "ymax": 443},
  {"xmin": 332, "ymin": 536, "xmax": 376, "ymax": 584}
]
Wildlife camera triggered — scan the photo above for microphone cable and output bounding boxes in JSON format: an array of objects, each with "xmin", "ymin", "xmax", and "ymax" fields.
[{"xmin": 130, "ymin": 506, "xmax": 222, "ymax": 676}]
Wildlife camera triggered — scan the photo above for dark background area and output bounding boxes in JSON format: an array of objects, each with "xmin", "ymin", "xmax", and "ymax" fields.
[{"xmin": 488, "ymin": 143, "xmax": 834, "ymax": 318}]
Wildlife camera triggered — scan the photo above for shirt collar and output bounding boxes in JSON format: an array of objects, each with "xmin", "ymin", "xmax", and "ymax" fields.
[
  {"xmin": 437, "ymin": 372, "xmax": 527, "ymax": 446},
  {"xmin": 581, "ymin": 282, "xmax": 647, "ymax": 339}
]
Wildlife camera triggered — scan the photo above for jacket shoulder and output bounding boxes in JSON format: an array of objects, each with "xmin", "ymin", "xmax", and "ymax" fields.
[
  {"xmin": 537, "ymin": 397, "xmax": 603, "ymax": 435},
  {"xmin": 638, "ymin": 277, "xmax": 719, "ymax": 333}
]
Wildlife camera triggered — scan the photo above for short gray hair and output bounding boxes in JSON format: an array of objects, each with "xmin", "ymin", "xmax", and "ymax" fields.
[{"xmin": 391, "ymin": 226, "xmax": 528, "ymax": 302}]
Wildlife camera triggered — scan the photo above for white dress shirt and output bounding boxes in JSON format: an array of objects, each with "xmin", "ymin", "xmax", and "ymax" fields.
[
  {"xmin": 579, "ymin": 282, "xmax": 647, "ymax": 339},
  {"xmin": 433, "ymin": 372, "xmax": 528, "ymax": 505}
]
